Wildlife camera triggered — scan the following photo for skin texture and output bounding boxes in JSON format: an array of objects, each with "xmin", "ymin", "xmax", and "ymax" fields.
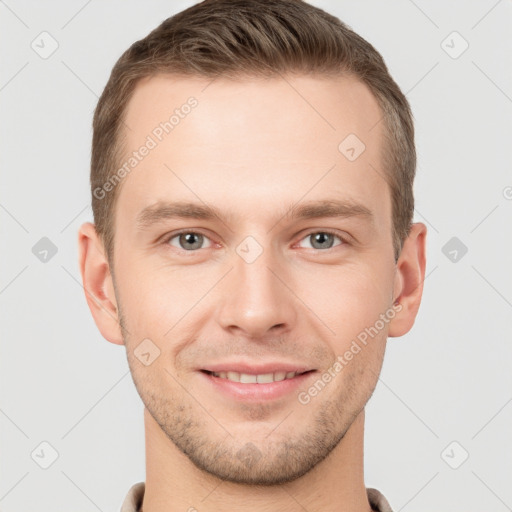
[{"xmin": 79, "ymin": 73, "xmax": 427, "ymax": 512}]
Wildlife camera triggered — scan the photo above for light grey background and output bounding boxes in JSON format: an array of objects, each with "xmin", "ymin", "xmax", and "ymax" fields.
[{"xmin": 1, "ymin": 1, "xmax": 511, "ymax": 511}]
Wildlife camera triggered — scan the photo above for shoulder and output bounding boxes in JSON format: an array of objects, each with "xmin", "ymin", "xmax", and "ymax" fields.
[
  {"xmin": 367, "ymin": 487, "xmax": 394, "ymax": 512},
  {"xmin": 120, "ymin": 481, "xmax": 145, "ymax": 512}
]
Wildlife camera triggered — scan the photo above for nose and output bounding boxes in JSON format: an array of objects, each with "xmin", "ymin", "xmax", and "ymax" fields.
[{"xmin": 215, "ymin": 242, "xmax": 297, "ymax": 339}]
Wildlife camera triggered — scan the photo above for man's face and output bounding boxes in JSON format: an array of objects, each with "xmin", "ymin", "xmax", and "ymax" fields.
[{"xmin": 111, "ymin": 73, "xmax": 398, "ymax": 484}]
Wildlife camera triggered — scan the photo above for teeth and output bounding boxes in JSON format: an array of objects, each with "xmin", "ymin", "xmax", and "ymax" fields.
[
  {"xmin": 240, "ymin": 373, "xmax": 257, "ymax": 383},
  {"xmin": 256, "ymin": 373, "xmax": 274, "ymax": 384},
  {"xmin": 226, "ymin": 371, "xmax": 240, "ymax": 382},
  {"xmin": 211, "ymin": 371, "xmax": 300, "ymax": 383},
  {"xmin": 274, "ymin": 371, "xmax": 286, "ymax": 381}
]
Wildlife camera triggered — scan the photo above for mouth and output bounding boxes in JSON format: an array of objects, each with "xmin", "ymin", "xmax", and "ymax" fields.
[
  {"xmin": 198, "ymin": 368, "xmax": 317, "ymax": 401},
  {"xmin": 201, "ymin": 369, "xmax": 313, "ymax": 383}
]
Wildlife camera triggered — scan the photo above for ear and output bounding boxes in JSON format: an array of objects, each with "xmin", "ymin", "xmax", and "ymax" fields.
[
  {"xmin": 388, "ymin": 222, "xmax": 427, "ymax": 337},
  {"xmin": 77, "ymin": 222, "xmax": 124, "ymax": 345}
]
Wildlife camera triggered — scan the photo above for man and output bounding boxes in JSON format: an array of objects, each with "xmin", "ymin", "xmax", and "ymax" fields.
[{"xmin": 78, "ymin": 0, "xmax": 426, "ymax": 510}]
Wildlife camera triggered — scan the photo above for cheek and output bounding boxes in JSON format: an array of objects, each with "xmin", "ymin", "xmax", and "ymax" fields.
[
  {"xmin": 300, "ymin": 261, "xmax": 395, "ymax": 344},
  {"xmin": 115, "ymin": 256, "xmax": 204, "ymax": 330},
  {"xmin": 116, "ymin": 246, "xmax": 395, "ymax": 351}
]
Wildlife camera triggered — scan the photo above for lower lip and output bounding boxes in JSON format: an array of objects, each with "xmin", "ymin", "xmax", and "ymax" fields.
[{"xmin": 199, "ymin": 370, "xmax": 317, "ymax": 401}]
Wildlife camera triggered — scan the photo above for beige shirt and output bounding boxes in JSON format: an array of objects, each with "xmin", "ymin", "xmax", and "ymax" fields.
[{"xmin": 120, "ymin": 482, "xmax": 394, "ymax": 512}]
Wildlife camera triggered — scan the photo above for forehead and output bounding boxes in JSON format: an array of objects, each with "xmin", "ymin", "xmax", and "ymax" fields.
[{"xmin": 116, "ymin": 73, "xmax": 388, "ymax": 227}]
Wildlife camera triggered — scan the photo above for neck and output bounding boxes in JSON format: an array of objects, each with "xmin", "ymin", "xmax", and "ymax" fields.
[{"xmin": 141, "ymin": 407, "xmax": 372, "ymax": 512}]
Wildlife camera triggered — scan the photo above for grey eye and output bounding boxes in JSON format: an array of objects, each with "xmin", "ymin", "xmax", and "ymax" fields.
[
  {"xmin": 299, "ymin": 232, "xmax": 343, "ymax": 250},
  {"xmin": 169, "ymin": 232, "xmax": 212, "ymax": 251}
]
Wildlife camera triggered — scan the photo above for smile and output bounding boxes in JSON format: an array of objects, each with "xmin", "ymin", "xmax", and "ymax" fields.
[
  {"xmin": 199, "ymin": 369, "xmax": 317, "ymax": 401},
  {"xmin": 204, "ymin": 370, "xmax": 309, "ymax": 383}
]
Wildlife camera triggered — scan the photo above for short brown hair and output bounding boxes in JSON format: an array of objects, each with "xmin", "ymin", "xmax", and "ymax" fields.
[{"xmin": 91, "ymin": 0, "xmax": 415, "ymax": 265}]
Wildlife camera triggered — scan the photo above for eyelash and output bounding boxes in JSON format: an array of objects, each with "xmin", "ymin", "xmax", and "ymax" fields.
[{"xmin": 161, "ymin": 229, "xmax": 348, "ymax": 253}]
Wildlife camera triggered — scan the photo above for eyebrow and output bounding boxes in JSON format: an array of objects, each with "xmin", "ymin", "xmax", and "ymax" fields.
[{"xmin": 136, "ymin": 199, "xmax": 374, "ymax": 230}]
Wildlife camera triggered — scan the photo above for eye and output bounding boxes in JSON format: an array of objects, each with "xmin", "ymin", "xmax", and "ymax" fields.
[
  {"xmin": 165, "ymin": 231, "xmax": 213, "ymax": 251},
  {"xmin": 297, "ymin": 230, "xmax": 345, "ymax": 250}
]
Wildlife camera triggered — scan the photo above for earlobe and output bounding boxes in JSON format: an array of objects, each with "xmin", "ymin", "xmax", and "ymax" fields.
[
  {"xmin": 388, "ymin": 222, "xmax": 427, "ymax": 338},
  {"xmin": 78, "ymin": 222, "xmax": 124, "ymax": 345}
]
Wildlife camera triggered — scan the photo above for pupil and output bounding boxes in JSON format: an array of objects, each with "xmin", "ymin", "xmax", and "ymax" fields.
[
  {"xmin": 181, "ymin": 233, "xmax": 202, "ymax": 250},
  {"xmin": 312, "ymin": 233, "xmax": 332, "ymax": 249}
]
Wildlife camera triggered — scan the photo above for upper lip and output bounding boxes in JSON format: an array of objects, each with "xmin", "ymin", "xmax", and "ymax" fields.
[{"xmin": 200, "ymin": 361, "xmax": 314, "ymax": 374}]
